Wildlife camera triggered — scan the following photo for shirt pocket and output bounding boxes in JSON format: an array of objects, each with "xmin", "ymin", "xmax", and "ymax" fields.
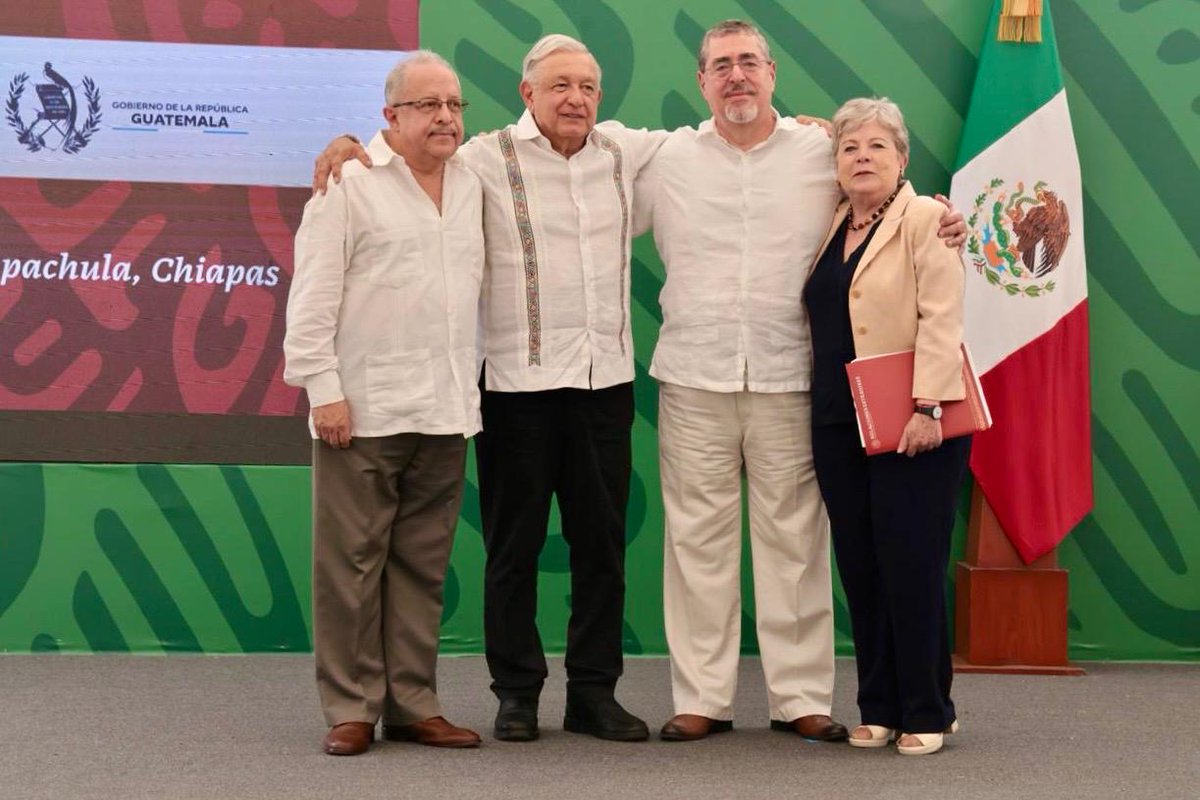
[
  {"xmin": 680, "ymin": 325, "xmax": 719, "ymax": 345},
  {"xmin": 357, "ymin": 229, "xmax": 424, "ymax": 288},
  {"xmin": 365, "ymin": 350, "xmax": 436, "ymax": 417},
  {"xmin": 447, "ymin": 233, "xmax": 485, "ymax": 290},
  {"xmin": 765, "ymin": 330, "xmax": 807, "ymax": 373},
  {"xmin": 769, "ymin": 329, "xmax": 804, "ymax": 350}
]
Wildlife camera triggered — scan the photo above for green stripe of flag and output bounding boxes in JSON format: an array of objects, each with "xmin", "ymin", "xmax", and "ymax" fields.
[{"xmin": 954, "ymin": 0, "xmax": 1066, "ymax": 170}]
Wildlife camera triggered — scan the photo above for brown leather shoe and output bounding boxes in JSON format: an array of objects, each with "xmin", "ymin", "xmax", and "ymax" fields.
[
  {"xmin": 770, "ymin": 714, "xmax": 849, "ymax": 742},
  {"xmin": 382, "ymin": 716, "xmax": 482, "ymax": 748},
  {"xmin": 659, "ymin": 714, "xmax": 734, "ymax": 742},
  {"xmin": 322, "ymin": 721, "xmax": 375, "ymax": 755}
]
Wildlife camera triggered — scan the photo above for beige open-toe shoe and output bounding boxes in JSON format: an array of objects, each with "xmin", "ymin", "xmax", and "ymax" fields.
[
  {"xmin": 848, "ymin": 724, "xmax": 894, "ymax": 748},
  {"xmin": 896, "ymin": 720, "xmax": 959, "ymax": 756}
]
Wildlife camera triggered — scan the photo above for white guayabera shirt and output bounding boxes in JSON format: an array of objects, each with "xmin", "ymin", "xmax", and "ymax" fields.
[
  {"xmin": 460, "ymin": 111, "xmax": 667, "ymax": 393},
  {"xmin": 284, "ymin": 132, "xmax": 485, "ymax": 438},
  {"xmin": 634, "ymin": 113, "xmax": 840, "ymax": 393}
]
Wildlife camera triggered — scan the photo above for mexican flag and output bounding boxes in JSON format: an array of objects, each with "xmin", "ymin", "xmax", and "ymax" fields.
[{"xmin": 949, "ymin": 0, "xmax": 1093, "ymax": 563}]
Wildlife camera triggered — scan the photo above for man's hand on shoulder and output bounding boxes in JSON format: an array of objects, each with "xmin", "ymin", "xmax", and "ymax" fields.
[
  {"xmin": 933, "ymin": 194, "xmax": 967, "ymax": 251},
  {"xmin": 313, "ymin": 135, "xmax": 372, "ymax": 195},
  {"xmin": 312, "ymin": 400, "xmax": 353, "ymax": 448},
  {"xmin": 795, "ymin": 114, "xmax": 833, "ymax": 137}
]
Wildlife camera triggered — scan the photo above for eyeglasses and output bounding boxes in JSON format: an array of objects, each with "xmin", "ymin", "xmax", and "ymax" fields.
[
  {"xmin": 705, "ymin": 56, "xmax": 770, "ymax": 79},
  {"xmin": 391, "ymin": 98, "xmax": 469, "ymax": 114}
]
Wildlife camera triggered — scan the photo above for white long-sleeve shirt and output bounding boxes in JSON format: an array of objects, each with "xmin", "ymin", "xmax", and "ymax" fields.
[
  {"xmin": 459, "ymin": 112, "xmax": 666, "ymax": 392},
  {"xmin": 284, "ymin": 132, "xmax": 485, "ymax": 438},
  {"xmin": 634, "ymin": 114, "xmax": 839, "ymax": 393}
]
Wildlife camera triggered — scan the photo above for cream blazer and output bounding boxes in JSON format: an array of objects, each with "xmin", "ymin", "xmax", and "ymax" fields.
[{"xmin": 811, "ymin": 183, "xmax": 965, "ymax": 402}]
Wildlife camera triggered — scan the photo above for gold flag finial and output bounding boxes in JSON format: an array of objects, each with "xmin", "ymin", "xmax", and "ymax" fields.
[{"xmin": 998, "ymin": 0, "xmax": 1043, "ymax": 43}]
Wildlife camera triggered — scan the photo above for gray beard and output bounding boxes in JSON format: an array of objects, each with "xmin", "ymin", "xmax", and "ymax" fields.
[{"xmin": 724, "ymin": 103, "xmax": 759, "ymax": 124}]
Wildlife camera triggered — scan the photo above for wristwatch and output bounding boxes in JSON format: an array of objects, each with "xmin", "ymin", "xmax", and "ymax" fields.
[{"xmin": 914, "ymin": 403, "xmax": 943, "ymax": 420}]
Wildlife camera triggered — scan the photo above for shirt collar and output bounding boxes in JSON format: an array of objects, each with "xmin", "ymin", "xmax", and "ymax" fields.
[
  {"xmin": 516, "ymin": 109, "xmax": 545, "ymax": 142},
  {"xmin": 699, "ymin": 108, "xmax": 793, "ymax": 149},
  {"xmin": 515, "ymin": 108, "xmax": 599, "ymax": 152},
  {"xmin": 366, "ymin": 130, "xmax": 401, "ymax": 166},
  {"xmin": 365, "ymin": 130, "xmax": 466, "ymax": 174}
]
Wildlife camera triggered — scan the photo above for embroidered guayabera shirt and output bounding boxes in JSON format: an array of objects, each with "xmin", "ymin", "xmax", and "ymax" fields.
[
  {"xmin": 284, "ymin": 132, "xmax": 485, "ymax": 438},
  {"xmin": 634, "ymin": 114, "xmax": 840, "ymax": 393},
  {"xmin": 460, "ymin": 111, "xmax": 667, "ymax": 393}
]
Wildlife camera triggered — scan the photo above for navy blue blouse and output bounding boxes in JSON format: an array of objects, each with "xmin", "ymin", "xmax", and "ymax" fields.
[{"xmin": 803, "ymin": 218, "xmax": 881, "ymax": 428}]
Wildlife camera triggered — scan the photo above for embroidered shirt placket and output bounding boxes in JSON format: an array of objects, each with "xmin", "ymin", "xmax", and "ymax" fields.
[
  {"xmin": 498, "ymin": 130, "xmax": 542, "ymax": 367},
  {"xmin": 593, "ymin": 131, "xmax": 630, "ymax": 358}
]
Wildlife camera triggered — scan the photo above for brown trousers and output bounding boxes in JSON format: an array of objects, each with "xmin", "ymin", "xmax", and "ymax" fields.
[{"xmin": 312, "ymin": 432, "xmax": 467, "ymax": 727}]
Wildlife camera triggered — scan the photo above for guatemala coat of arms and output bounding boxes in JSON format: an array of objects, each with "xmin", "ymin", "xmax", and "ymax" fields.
[{"xmin": 6, "ymin": 62, "xmax": 102, "ymax": 154}]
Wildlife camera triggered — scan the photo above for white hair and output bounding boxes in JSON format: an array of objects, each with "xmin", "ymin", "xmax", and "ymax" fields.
[
  {"xmin": 384, "ymin": 50, "xmax": 456, "ymax": 105},
  {"xmin": 832, "ymin": 97, "xmax": 911, "ymax": 161},
  {"xmin": 521, "ymin": 33, "xmax": 602, "ymax": 83}
]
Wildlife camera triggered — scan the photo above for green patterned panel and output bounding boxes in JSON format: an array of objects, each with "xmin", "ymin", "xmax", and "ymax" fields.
[
  {"xmin": 1052, "ymin": 0, "xmax": 1199, "ymax": 659},
  {"xmin": 0, "ymin": 464, "xmax": 312, "ymax": 653}
]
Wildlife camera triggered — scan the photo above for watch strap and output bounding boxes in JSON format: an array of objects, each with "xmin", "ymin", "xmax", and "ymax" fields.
[{"xmin": 914, "ymin": 403, "xmax": 942, "ymax": 419}]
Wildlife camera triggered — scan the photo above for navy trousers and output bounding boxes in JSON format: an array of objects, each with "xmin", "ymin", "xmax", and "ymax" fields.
[{"xmin": 812, "ymin": 423, "xmax": 970, "ymax": 733}]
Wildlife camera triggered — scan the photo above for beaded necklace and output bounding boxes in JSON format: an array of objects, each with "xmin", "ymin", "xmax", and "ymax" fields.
[{"xmin": 847, "ymin": 180, "xmax": 906, "ymax": 231}]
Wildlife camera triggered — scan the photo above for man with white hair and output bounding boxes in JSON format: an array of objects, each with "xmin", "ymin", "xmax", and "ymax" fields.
[
  {"xmin": 317, "ymin": 34, "xmax": 664, "ymax": 742},
  {"xmin": 285, "ymin": 52, "xmax": 484, "ymax": 756},
  {"xmin": 460, "ymin": 33, "xmax": 665, "ymax": 744}
]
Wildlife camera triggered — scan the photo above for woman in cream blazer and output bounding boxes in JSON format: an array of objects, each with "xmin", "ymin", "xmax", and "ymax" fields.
[{"xmin": 803, "ymin": 97, "xmax": 970, "ymax": 756}]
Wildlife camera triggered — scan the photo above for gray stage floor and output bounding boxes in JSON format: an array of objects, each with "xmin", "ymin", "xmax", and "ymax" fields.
[{"xmin": 1, "ymin": 655, "xmax": 1196, "ymax": 800}]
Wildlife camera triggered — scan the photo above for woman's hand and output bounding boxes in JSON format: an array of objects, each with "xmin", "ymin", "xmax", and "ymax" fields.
[
  {"xmin": 313, "ymin": 136, "xmax": 372, "ymax": 194},
  {"xmin": 897, "ymin": 412, "xmax": 943, "ymax": 457}
]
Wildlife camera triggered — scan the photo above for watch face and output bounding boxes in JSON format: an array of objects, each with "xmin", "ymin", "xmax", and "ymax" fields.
[{"xmin": 931, "ymin": 405, "xmax": 943, "ymax": 420}]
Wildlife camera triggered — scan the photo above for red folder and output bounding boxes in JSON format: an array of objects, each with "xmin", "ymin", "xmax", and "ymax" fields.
[{"xmin": 845, "ymin": 343, "xmax": 992, "ymax": 455}]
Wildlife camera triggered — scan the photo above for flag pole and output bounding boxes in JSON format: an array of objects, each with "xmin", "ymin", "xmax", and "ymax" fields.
[{"xmin": 953, "ymin": 484, "xmax": 1085, "ymax": 675}]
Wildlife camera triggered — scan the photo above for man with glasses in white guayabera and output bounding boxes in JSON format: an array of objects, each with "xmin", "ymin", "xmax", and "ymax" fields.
[{"xmin": 285, "ymin": 51, "xmax": 484, "ymax": 756}]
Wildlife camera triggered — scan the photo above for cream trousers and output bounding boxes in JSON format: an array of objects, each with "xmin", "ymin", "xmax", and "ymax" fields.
[{"xmin": 658, "ymin": 382, "xmax": 834, "ymax": 721}]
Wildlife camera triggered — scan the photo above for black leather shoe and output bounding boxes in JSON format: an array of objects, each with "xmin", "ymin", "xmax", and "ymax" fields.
[
  {"xmin": 563, "ymin": 695, "xmax": 649, "ymax": 742},
  {"xmin": 494, "ymin": 697, "xmax": 539, "ymax": 742}
]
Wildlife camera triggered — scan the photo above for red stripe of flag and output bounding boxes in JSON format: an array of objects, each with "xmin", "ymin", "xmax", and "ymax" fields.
[{"xmin": 971, "ymin": 300, "xmax": 1094, "ymax": 563}]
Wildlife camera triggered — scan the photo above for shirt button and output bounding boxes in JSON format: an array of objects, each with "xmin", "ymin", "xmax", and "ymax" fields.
[{"xmin": 857, "ymin": 326, "xmax": 868, "ymax": 335}]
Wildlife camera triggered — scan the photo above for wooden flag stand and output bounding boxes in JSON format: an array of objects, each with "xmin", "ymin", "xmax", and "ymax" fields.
[{"xmin": 953, "ymin": 485, "xmax": 1085, "ymax": 675}]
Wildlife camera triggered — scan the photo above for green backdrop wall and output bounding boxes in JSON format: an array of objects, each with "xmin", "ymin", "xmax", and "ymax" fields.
[{"xmin": 1, "ymin": 0, "xmax": 1197, "ymax": 660}]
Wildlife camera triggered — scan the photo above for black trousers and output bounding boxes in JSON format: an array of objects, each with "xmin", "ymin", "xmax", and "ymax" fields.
[
  {"xmin": 474, "ymin": 380, "xmax": 633, "ymax": 701},
  {"xmin": 812, "ymin": 423, "xmax": 970, "ymax": 734}
]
